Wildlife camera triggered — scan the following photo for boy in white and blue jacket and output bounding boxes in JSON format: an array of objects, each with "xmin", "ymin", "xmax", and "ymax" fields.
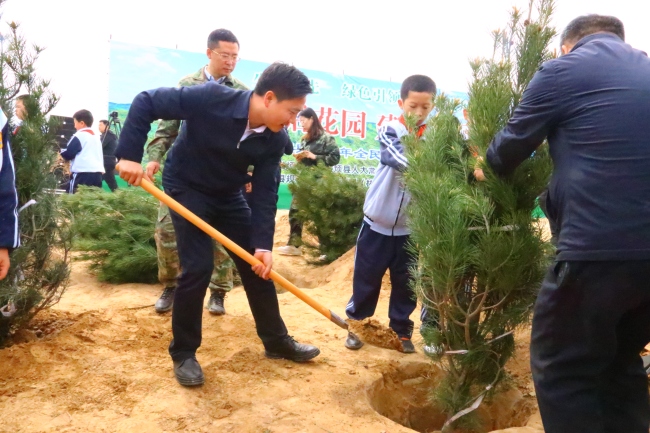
[
  {"xmin": 60, "ymin": 109, "xmax": 104, "ymax": 193},
  {"xmin": 345, "ymin": 75, "xmax": 436, "ymax": 353}
]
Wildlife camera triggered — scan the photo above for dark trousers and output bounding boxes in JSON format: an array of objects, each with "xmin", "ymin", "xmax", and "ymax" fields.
[
  {"xmin": 68, "ymin": 172, "xmax": 102, "ymax": 193},
  {"xmin": 287, "ymin": 198, "xmax": 302, "ymax": 246},
  {"xmin": 345, "ymin": 222, "xmax": 416, "ymax": 338},
  {"xmin": 531, "ymin": 260, "xmax": 650, "ymax": 433},
  {"xmin": 166, "ymin": 186, "xmax": 288, "ymax": 361},
  {"xmin": 103, "ymin": 160, "xmax": 118, "ymax": 192}
]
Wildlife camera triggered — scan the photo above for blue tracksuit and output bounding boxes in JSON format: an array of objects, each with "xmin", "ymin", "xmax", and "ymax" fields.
[{"xmin": 345, "ymin": 119, "xmax": 416, "ymax": 338}]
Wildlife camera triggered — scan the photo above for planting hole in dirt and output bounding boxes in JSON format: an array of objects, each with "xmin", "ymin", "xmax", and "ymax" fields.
[{"xmin": 366, "ymin": 361, "xmax": 535, "ymax": 433}]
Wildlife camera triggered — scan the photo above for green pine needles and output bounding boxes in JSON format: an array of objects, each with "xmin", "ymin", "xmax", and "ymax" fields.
[
  {"xmin": 287, "ymin": 164, "xmax": 366, "ymax": 263},
  {"xmin": 404, "ymin": 1, "xmax": 556, "ymax": 430},
  {"xmin": 61, "ymin": 187, "xmax": 159, "ymax": 284},
  {"xmin": 0, "ymin": 19, "xmax": 71, "ymax": 344}
]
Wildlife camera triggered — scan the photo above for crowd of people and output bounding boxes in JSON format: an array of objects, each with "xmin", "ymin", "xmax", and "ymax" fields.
[{"xmin": 2, "ymin": 13, "xmax": 650, "ymax": 433}]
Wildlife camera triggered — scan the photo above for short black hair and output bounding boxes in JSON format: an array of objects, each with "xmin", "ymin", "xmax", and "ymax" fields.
[
  {"xmin": 73, "ymin": 109, "xmax": 93, "ymax": 127},
  {"xmin": 254, "ymin": 62, "xmax": 313, "ymax": 102},
  {"xmin": 16, "ymin": 94, "xmax": 30, "ymax": 103},
  {"xmin": 99, "ymin": 119, "xmax": 109, "ymax": 127},
  {"xmin": 207, "ymin": 29, "xmax": 239, "ymax": 49},
  {"xmin": 400, "ymin": 75, "xmax": 436, "ymax": 100},
  {"xmin": 560, "ymin": 15, "xmax": 625, "ymax": 46}
]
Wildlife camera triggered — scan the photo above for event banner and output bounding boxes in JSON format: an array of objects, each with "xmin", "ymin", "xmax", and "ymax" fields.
[{"xmin": 108, "ymin": 41, "xmax": 467, "ymax": 188}]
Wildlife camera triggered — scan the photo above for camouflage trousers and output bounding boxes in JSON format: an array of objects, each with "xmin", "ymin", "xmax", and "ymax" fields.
[{"xmin": 154, "ymin": 202, "xmax": 234, "ymax": 293}]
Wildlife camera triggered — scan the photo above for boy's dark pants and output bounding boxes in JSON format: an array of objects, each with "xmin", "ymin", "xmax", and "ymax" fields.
[
  {"xmin": 166, "ymin": 186, "xmax": 288, "ymax": 362},
  {"xmin": 68, "ymin": 172, "xmax": 102, "ymax": 193},
  {"xmin": 345, "ymin": 222, "xmax": 416, "ymax": 338},
  {"xmin": 532, "ymin": 260, "xmax": 650, "ymax": 433}
]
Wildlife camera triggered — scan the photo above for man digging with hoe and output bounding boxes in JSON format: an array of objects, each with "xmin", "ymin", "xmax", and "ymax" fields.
[{"xmin": 116, "ymin": 62, "xmax": 320, "ymax": 387}]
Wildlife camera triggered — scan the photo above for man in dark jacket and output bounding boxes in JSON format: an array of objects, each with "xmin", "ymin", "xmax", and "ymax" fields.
[
  {"xmin": 116, "ymin": 62, "xmax": 320, "ymax": 387},
  {"xmin": 98, "ymin": 120, "xmax": 118, "ymax": 191},
  {"xmin": 484, "ymin": 15, "xmax": 650, "ymax": 433}
]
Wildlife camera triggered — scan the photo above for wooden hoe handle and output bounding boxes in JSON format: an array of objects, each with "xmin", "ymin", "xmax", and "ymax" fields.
[{"xmin": 137, "ymin": 178, "xmax": 348, "ymax": 330}]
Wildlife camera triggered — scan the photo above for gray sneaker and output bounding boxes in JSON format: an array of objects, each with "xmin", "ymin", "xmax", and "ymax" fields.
[
  {"xmin": 344, "ymin": 332, "xmax": 364, "ymax": 350},
  {"xmin": 400, "ymin": 338, "xmax": 416, "ymax": 354},
  {"xmin": 155, "ymin": 286, "xmax": 175, "ymax": 313}
]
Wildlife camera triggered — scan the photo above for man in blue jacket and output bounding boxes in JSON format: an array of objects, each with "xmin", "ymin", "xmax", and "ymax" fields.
[
  {"xmin": 484, "ymin": 15, "xmax": 650, "ymax": 433},
  {"xmin": 116, "ymin": 62, "xmax": 320, "ymax": 387},
  {"xmin": 0, "ymin": 110, "xmax": 19, "ymax": 281}
]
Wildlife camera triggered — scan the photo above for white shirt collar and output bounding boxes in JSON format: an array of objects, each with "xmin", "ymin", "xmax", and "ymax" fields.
[{"xmin": 240, "ymin": 121, "xmax": 267, "ymax": 143}]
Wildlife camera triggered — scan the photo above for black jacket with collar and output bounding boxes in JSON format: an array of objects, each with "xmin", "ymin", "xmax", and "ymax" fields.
[
  {"xmin": 487, "ymin": 33, "xmax": 650, "ymax": 261},
  {"xmin": 116, "ymin": 83, "xmax": 288, "ymax": 250}
]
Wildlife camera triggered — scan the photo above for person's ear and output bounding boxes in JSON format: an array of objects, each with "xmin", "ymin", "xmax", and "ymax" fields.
[
  {"xmin": 263, "ymin": 91, "xmax": 276, "ymax": 108},
  {"xmin": 398, "ymin": 99, "xmax": 404, "ymax": 110},
  {"xmin": 560, "ymin": 44, "xmax": 572, "ymax": 55}
]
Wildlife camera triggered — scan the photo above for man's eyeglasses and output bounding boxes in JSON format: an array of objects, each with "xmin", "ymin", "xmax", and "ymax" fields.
[{"xmin": 211, "ymin": 49, "xmax": 240, "ymax": 62}]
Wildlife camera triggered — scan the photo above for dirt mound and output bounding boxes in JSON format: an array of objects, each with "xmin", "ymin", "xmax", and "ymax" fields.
[
  {"xmin": 0, "ymin": 210, "xmax": 545, "ymax": 433},
  {"xmin": 348, "ymin": 317, "xmax": 403, "ymax": 352},
  {"xmin": 10, "ymin": 309, "xmax": 77, "ymax": 343}
]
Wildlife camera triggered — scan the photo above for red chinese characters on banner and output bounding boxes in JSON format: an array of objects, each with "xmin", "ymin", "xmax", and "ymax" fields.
[
  {"xmin": 341, "ymin": 110, "xmax": 366, "ymax": 139},
  {"xmin": 318, "ymin": 107, "xmax": 366, "ymax": 139},
  {"xmin": 316, "ymin": 107, "xmax": 367, "ymax": 138},
  {"xmin": 318, "ymin": 107, "xmax": 340, "ymax": 135},
  {"xmin": 377, "ymin": 114, "xmax": 400, "ymax": 128}
]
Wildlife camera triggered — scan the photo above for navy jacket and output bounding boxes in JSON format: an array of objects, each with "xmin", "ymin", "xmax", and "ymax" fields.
[
  {"xmin": 487, "ymin": 33, "xmax": 650, "ymax": 261},
  {"xmin": 0, "ymin": 117, "xmax": 19, "ymax": 250},
  {"xmin": 115, "ymin": 83, "xmax": 288, "ymax": 251}
]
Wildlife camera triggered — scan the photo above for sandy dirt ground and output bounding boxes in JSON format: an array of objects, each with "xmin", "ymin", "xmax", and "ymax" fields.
[{"xmin": 0, "ymin": 211, "xmax": 547, "ymax": 433}]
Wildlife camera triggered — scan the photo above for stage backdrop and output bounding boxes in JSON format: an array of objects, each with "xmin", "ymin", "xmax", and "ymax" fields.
[{"xmin": 108, "ymin": 41, "xmax": 468, "ymax": 208}]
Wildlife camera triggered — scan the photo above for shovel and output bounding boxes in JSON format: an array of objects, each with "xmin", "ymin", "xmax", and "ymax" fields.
[{"xmin": 132, "ymin": 177, "xmax": 348, "ymax": 330}]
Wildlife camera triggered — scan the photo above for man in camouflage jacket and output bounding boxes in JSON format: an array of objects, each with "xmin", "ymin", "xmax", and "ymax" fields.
[{"xmin": 145, "ymin": 29, "xmax": 248, "ymax": 315}]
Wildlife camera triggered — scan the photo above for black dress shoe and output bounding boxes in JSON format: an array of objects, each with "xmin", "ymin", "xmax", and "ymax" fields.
[
  {"xmin": 265, "ymin": 336, "xmax": 320, "ymax": 362},
  {"xmin": 344, "ymin": 332, "xmax": 364, "ymax": 350},
  {"xmin": 207, "ymin": 289, "xmax": 226, "ymax": 315},
  {"xmin": 173, "ymin": 357, "xmax": 204, "ymax": 386},
  {"xmin": 155, "ymin": 286, "xmax": 175, "ymax": 313}
]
